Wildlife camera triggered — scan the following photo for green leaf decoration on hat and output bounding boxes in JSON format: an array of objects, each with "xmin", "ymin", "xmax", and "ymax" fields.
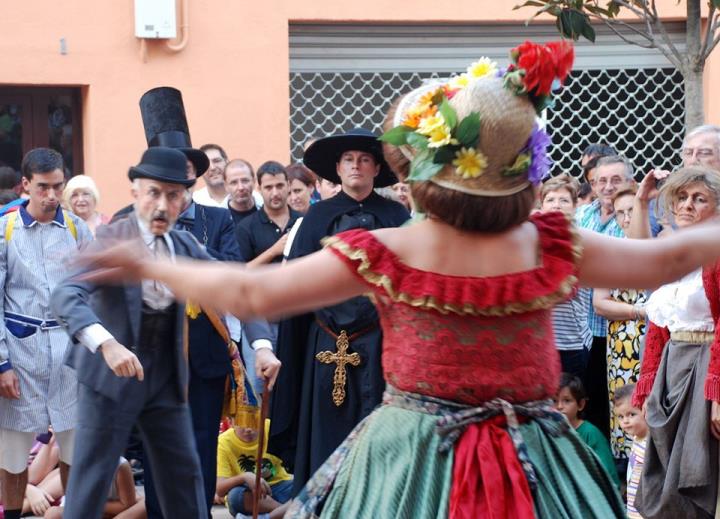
[
  {"xmin": 502, "ymin": 152, "xmax": 532, "ymax": 177},
  {"xmin": 433, "ymin": 145, "xmax": 462, "ymax": 165},
  {"xmin": 406, "ymin": 132, "xmax": 429, "ymax": 151},
  {"xmin": 456, "ymin": 112, "xmax": 481, "ymax": 148},
  {"xmin": 439, "ymin": 98, "xmax": 458, "ymax": 130},
  {"xmin": 409, "ymin": 149, "xmax": 444, "ymax": 181},
  {"xmin": 379, "ymin": 125, "xmax": 413, "ymax": 146}
]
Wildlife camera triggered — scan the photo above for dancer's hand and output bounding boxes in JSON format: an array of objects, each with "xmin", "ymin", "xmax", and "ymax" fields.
[
  {"xmin": 711, "ymin": 401, "xmax": 720, "ymax": 440},
  {"xmin": 26, "ymin": 484, "xmax": 53, "ymax": 516},
  {"xmin": 255, "ymin": 348, "xmax": 281, "ymax": 390},
  {"xmin": 0, "ymin": 369, "xmax": 20, "ymax": 399},
  {"xmin": 74, "ymin": 239, "xmax": 152, "ymax": 284},
  {"xmin": 100, "ymin": 339, "xmax": 145, "ymax": 381}
]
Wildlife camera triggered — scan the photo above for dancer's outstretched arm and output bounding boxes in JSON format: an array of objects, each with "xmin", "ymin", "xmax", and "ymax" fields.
[
  {"xmin": 77, "ymin": 243, "xmax": 366, "ymax": 321},
  {"xmin": 578, "ymin": 221, "xmax": 720, "ymax": 290}
]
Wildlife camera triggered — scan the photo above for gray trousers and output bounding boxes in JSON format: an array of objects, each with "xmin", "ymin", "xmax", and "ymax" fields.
[{"xmin": 63, "ymin": 347, "xmax": 207, "ymax": 519}]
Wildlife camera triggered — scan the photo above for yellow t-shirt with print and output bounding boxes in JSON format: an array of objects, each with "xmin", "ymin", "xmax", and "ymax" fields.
[{"xmin": 216, "ymin": 420, "xmax": 292, "ymax": 485}]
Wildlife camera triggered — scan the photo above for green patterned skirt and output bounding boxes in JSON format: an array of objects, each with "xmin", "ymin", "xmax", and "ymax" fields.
[{"xmin": 286, "ymin": 387, "xmax": 624, "ymax": 519}]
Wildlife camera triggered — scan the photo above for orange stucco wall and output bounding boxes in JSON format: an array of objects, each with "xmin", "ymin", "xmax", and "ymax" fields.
[{"xmin": 0, "ymin": 0, "xmax": 712, "ymax": 212}]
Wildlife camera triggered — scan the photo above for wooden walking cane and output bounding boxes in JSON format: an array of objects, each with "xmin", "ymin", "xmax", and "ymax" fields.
[{"xmin": 253, "ymin": 380, "xmax": 271, "ymax": 519}]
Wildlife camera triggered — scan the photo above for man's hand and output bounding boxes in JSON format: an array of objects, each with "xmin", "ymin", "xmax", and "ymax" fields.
[
  {"xmin": 637, "ymin": 169, "xmax": 671, "ymax": 202},
  {"xmin": 0, "ymin": 369, "xmax": 20, "ymax": 399},
  {"xmin": 100, "ymin": 339, "xmax": 144, "ymax": 381},
  {"xmin": 255, "ymin": 348, "xmax": 281, "ymax": 390}
]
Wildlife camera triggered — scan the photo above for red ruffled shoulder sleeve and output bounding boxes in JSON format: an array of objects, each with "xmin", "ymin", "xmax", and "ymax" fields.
[{"xmin": 323, "ymin": 211, "xmax": 582, "ymax": 316}]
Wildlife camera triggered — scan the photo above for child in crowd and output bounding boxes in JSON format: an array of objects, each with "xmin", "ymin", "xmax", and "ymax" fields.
[
  {"xmin": 0, "ymin": 431, "xmax": 62, "ymax": 518},
  {"xmin": 216, "ymin": 419, "xmax": 293, "ymax": 519},
  {"xmin": 556, "ymin": 373, "xmax": 620, "ymax": 486},
  {"xmin": 540, "ymin": 175, "xmax": 593, "ymax": 378},
  {"xmin": 43, "ymin": 457, "xmax": 140, "ymax": 518},
  {"xmin": 614, "ymin": 383, "xmax": 648, "ymax": 519}
]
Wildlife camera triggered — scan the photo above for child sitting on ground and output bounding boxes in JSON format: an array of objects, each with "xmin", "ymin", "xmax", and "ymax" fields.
[
  {"xmin": 614, "ymin": 383, "xmax": 648, "ymax": 519},
  {"xmin": 556, "ymin": 372, "xmax": 620, "ymax": 487},
  {"xmin": 216, "ymin": 418, "xmax": 293, "ymax": 519},
  {"xmin": 43, "ymin": 457, "xmax": 139, "ymax": 518}
]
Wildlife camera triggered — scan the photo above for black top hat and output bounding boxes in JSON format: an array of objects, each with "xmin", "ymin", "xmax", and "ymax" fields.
[
  {"xmin": 303, "ymin": 128, "xmax": 398, "ymax": 188},
  {"xmin": 128, "ymin": 147, "xmax": 197, "ymax": 187},
  {"xmin": 139, "ymin": 87, "xmax": 210, "ymax": 176}
]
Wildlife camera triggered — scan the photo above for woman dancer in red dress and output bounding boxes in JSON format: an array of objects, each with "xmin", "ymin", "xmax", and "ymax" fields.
[{"xmin": 75, "ymin": 42, "xmax": 720, "ymax": 518}]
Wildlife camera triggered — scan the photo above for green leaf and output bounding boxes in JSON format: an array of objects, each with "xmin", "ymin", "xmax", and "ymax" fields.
[
  {"xmin": 456, "ymin": 112, "xmax": 481, "ymax": 148},
  {"xmin": 433, "ymin": 145, "xmax": 461, "ymax": 165},
  {"xmin": 558, "ymin": 8, "xmax": 594, "ymax": 42},
  {"xmin": 409, "ymin": 150, "xmax": 444, "ymax": 181},
  {"xmin": 606, "ymin": 1, "xmax": 620, "ymax": 17},
  {"xmin": 379, "ymin": 126, "xmax": 412, "ymax": 146},
  {"xmin": 406, "ymin": 132, "xmax": 429, "ymax": 150},
  {"xmin": 439, "ymin": 98, "xmax": 458, "ymax": 130},
  {"xmin": 580, "ymin": 19, "xmax": 596, "ymax": 42}
]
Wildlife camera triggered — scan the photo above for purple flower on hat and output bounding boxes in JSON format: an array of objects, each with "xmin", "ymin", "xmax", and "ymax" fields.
[{"xmin": 526, "ymin": 124, "xmax": 553, "ymax": 185}]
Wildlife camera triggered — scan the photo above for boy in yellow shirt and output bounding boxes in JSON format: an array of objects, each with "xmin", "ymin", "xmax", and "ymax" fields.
[{"xmin": 216, "ymin": 418, "xmax": 293, "ymax": 519}]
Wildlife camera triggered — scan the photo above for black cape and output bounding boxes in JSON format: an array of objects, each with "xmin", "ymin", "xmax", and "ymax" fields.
[{"xmin": 268, "ymin": 191, "xmax": 409, "ymax": 495}]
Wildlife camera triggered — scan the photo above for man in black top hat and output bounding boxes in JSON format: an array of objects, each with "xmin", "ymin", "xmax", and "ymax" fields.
[
  {"xmin": 269, "ymin": 128, "xmax": 410, "ymax": 494},
  {"xmin": 51, "ymin": 147, "xmax": 213, "ymax": 519},
  {"xmin": 135, "ymin": 87, "xmax": 273, "ymax": 519}
]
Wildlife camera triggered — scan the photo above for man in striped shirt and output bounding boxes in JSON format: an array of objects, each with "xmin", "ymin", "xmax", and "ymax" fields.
[
  {"xmin": 575, "ymin": 155, "xmax": 634, "ymax": 440},
  {"xmin": 0, "ymin": 148, "xmax": 92, "ymax": 519}
]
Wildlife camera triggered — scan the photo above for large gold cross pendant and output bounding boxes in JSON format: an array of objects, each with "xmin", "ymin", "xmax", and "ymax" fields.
[{"xmin": 315, "ymin": 330, "xmax": 361, "ymax": 407}]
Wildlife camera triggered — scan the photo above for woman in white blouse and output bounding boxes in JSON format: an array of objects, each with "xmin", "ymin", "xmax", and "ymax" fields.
[{"xmin": 632, "ymin": 166, "xmax": 720, "ymax": 519}]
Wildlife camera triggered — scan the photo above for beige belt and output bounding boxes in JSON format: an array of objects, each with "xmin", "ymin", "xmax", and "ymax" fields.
[{"xmin": 670, "ymin": 330, "xmax": 714, "ymax": 343}]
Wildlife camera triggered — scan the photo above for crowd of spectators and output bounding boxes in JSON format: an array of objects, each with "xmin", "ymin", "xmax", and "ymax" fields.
[{"xmin": 2, "ymin": 123, "xmax": 720, "ymax": 518}]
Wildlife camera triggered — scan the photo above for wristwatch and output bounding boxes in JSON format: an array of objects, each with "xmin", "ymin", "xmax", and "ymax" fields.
[{"xmin": 0, "ymin": 359, "xmax": 13, "ymax": 373}]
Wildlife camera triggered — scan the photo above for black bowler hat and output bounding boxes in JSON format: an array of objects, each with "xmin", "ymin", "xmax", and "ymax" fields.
[
  {"xmin": 139, "ymin": 87, "xmax": 210, "ymax": 176},
  {"xmin": 303, "ymin": 128, "xmax": 398, "ymax": 188},
  {"xmin": 128, "ymin": 147, "xmax": 196, "ymax": 187}
]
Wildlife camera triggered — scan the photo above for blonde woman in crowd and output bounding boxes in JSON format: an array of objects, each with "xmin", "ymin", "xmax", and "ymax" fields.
[{"xmin": 63, "ymin": 175, "xmax": 109, "ymax": 236}]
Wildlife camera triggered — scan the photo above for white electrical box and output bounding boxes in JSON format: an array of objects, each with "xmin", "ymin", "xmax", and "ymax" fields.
[{"xmin": 134, "ymin": 0, "xmax": 177, "ymax": 39}]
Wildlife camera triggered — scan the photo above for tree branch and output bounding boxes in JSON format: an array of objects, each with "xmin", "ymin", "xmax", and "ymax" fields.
[
  {"xmin": 599, "ymin": 18, "xmax": 657, "ymax": 49},
  {"xmin": 648, "ymin": 0, "xmax": 685, "ymax": 68},
  {"xmin": 702, "ymin": 7, "xmax": 720, "ymax": 60},
  {"xmin": 609, "ymin": 0, "xmax": 648, "ymax": 20},
  {"xmin": 700, "ymin": 5, "xmax": 716, "ymax": 59},
  {"xmin": 707, "ymin": 28, "xmax": 720, "ymax": 58}
]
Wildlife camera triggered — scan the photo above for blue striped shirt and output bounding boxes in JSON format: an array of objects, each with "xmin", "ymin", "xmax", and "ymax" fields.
[
  {"xmin": 0, "ymin": 202, "xmax": 92, "ymax": 432},
  {"xmin": 552, "ymin": 288, "xmax": 593, "ymax": 351}
]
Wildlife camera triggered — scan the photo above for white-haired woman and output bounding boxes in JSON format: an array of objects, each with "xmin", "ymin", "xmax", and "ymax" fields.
[
  {"xmin": 63, "ymin": 175, "xmax": 109, "ymax": 236},
  {"xmin": 632, "ymin": 166, "xmax": 720, "ymax": 519}
]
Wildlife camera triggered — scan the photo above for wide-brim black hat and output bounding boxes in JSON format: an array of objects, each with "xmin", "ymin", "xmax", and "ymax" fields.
[
  {"xmin": 128, "ymin": 147, "xmax": 197, "ymax": 187},
  {"xmin": 139, "ymin": 87, "xmax": 209, "ymax": 176},
  {"xmin": 303, "ymin": 128, "xmax": 397, "ymax": 188}
]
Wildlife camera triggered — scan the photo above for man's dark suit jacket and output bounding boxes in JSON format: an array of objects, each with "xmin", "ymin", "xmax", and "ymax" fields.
[
  {"xmin": 50, "ymin": 215, "xmax": 210, "ymax": 403},
  {"xmin": 113, "ymin": 202, "xmax": 269, "ymax": 379}
]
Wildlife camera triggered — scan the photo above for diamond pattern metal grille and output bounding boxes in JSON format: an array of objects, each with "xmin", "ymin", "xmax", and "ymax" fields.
[{"xmin": 290, "ymin": 68, "xmax": 685, "ymax": 178}]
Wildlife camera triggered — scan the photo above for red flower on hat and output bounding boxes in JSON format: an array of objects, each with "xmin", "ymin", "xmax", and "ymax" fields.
[
  {"xmin": 547, "ymin": 40, "xmax": 574, "ymax": 83},
  {"xmin": 511, "ymin": 40, "xmax": 574, "ymax": 97}
]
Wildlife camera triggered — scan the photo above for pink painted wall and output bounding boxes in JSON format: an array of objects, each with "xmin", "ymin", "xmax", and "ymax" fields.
[{"xmin": 0, "ymin": 0, "xmax": 710, "ymax": 212}]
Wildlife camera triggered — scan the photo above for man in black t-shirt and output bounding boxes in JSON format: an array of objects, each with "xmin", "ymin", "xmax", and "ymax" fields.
[{"xmin": 225, "ymin": 158, "xmax": 258, "ymax": 227}]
